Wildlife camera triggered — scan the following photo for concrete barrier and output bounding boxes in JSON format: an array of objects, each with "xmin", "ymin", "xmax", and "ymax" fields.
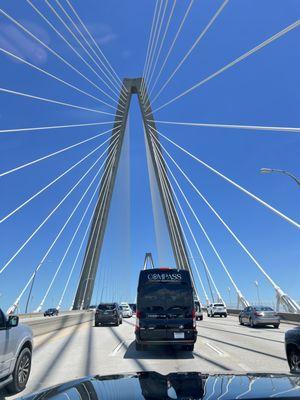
[{"xmin": 21, "ymin": 311, "xmax": 94, "ymax": 337}]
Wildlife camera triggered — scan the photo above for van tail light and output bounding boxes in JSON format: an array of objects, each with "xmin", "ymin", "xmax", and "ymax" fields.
[
  {"xmin": 254, "ymin": 311, "xmax": 263, "ymax": 317},
  {"xmin": 192, "ymin": 308, "xmax": 196, "ymax": 328},
  {"xmin": 135, "ymin": 310, "xmax": 141, "ymax": 332}
]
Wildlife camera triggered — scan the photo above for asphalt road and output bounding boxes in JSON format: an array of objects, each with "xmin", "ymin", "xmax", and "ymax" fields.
[{"xmin": 2, "ymin": 315, "xmax": 298, "ymax": 399}]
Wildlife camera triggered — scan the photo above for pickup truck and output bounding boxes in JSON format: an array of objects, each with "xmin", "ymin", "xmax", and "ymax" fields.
[{"xmin": 0, "ymin": 308, "xmax": 33, "ymax": 393}]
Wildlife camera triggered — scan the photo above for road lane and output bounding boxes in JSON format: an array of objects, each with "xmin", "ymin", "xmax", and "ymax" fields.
[{"xmin": 2, "ymin": 315, "xmax": 298, "ymax": 399}]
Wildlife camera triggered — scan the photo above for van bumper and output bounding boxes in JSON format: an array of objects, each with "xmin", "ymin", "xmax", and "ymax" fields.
[{"xmin": 135, "ymin": 330, "xmax": 197, "ymax": 345}]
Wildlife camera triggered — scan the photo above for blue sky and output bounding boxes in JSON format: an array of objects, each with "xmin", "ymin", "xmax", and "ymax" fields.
[{"xmin": 0, "ymin": 0, "xmax": 299, "ymax": 312}]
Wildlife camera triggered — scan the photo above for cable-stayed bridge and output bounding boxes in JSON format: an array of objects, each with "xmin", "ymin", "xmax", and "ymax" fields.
[
  {"xmin": 0, "ymin": 1, "xmax": 300, "ymax": 395},
  {"xmin": 0, "ymin": 0, "xmax": 300, "ymax": 313}
]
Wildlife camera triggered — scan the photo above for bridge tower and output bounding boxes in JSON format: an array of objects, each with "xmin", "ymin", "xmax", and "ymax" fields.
[{"xmin": 73, "ymin": 78, "xmax": 193, "ymax": 310}]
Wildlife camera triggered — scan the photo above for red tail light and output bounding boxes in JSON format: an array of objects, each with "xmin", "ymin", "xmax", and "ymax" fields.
[
  {"xmin": 192, "ymin": 308, "xmax": 196, "ymax": 328},
  {"xmin": 135, "ymin": 310, "xmax": 141, "ymax": 332},
  {"xmin": 254, "ymin": 311, "xmax": 263, "ymax": 316}
]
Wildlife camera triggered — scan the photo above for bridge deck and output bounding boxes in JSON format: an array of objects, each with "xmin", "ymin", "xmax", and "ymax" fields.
[{"xmin": 2, "ymin": 315, "xmax": 297, "ymax": 399}]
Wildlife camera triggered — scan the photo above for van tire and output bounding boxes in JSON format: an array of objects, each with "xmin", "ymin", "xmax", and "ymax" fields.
[
  {"xmin": 184, "ymin": 345, "xmax": 194, "ymax": 351},
  {"xmin": 7, "ymin": 347, "xmax": 31, "ymax": 394},
  {"xmin": 135, "ymin": 342, "xmax": 143, "ymax": 351}
]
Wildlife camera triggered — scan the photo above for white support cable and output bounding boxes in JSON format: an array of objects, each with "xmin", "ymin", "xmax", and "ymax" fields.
[
  {"xmin": 152, "ymin": 119, "xmax": 300, "ymax": 134},
  {"xmin": 55, "ymin": 0, "xmax": 126, "ymax": 103},
  {"xmin": 0, "ymin": 87, "xmax": 119, "ymax": 117},
  {"xmin": 148, "ymin": 0, "xmax": 194, "ymax": 99},
  {"xmin": 155, "ymin": 129, "xmax": 300, "ymax": 229},
  {"xmin": 149, "ymin": 126, "xmax": 248, "ymax": 304},
  {"xmin": 0, "ymin": 130, "xmax": 120, "ymax": 223},
  {"xmin": 141, "ymin": 0, "xmax": 164, "ymax": 102},
  {"xmin": 147, "ymin": 0, "xmax": 229, "ymax": 111},
  {"xmin": 0, "ymin": 121, "xmax": 117, "ymax": 135},
  {"xmin": 57, "ymin": 150, "xmax": 116, "ymax": 309},
  {"xmin": 142, "ymin": 0, "xmax": 169, "ymax": 102},
  {"xmin": 140, "ymin": 0, "xmax": 160, "ymax": 99},
  {"xmin": 0, "ymin": 125, "xmax": 117, "ymax": 178},
  {"xmin": 147, "ymin": 0, "xmax": 177, "ymax": 95},
  {"xmin": 150, "ymin": 133, "xmax": 208, "ymax": 304},
  {"xmin": 7, "ymin": 145, "xmax": 117, "ymax": 315},
  {"xmin": 149, "ymin": 19, "xmax": 300, "ymax": 115},
  {"xmin": 65, "ymin": 0, "xmax": 126, "ymax": 92},
  {"xmin": 80, "ymin": 151, "xmax": 117, "ymax": 308},
  {"xmin": 149, "ymin": 128, "xmax": 223, "ymax": 302},
  {"xmin": 0, "ymin": 8, "xmax": 119, "ymax": 106},
  {"xmin": 0, "ymin": 47, "xmax": 117, "ymax": 111},
  {"xmin": 0, "ymin": 138, "xmax": 118, "ymax": 276},
  {"xmin": 183, "ymin": 228, "xmax": 209, "ymax": 305},
  {"xmin": 152, "ymin": 129, "xmax": 288, "ymax": 292},
  {"xmin": 148, "ymin": 128, "xmax": 187, "ymax": 269},
  {"xmin": 36, "ymin": 146, "xmax": 117, "ymax": 311},
  {"xmin": 43, "ymin": 0, "xmax": 122, "ymax": 103}
]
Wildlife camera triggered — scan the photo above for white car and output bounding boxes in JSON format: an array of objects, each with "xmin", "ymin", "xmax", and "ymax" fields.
[
  {"xmin": 0, "ymin": 308, "xmax": 33, "ymax": 393},
  {"xmin": 207, "ymin": 303, "xmax": 227, "ymax": 318},
  {"xmin": 120, "ymin": 304, "xmax": 132, "ymax": 318}
]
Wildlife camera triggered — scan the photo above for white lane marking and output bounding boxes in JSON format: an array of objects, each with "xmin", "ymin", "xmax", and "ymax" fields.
[
  {"xmin": 237, "ymin": 363, "xmax": 250, "ymax": 371},
  {"xmin": 205, "ymin": 342, "xmax": 224, "ymax": 356},
  {"xmin": 109, "ymin": 340, "xmax": 125, "ymax": 356}
]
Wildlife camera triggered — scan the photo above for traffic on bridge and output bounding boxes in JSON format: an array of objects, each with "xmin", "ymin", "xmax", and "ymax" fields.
[{"xmin": 0, "ymin": 1, "xmax": 300, "ymax": 399}]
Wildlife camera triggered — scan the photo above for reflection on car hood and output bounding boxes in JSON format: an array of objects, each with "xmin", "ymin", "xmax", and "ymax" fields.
[{"xmin": 21, "ymin": 372, "xmax": 300, "ymax": 400}]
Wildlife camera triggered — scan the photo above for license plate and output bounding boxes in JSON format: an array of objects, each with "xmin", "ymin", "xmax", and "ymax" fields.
[{"xmin": 174, "ymin": 332, "xmax": 184, "ymax": 339}]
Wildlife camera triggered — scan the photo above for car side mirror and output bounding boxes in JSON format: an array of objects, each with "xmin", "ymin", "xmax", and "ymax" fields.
[{"xmin": 7, "ymin": 315, "xmax": 19, "ymax": 328}]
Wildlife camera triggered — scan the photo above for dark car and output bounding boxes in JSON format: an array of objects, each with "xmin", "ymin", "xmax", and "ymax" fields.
[
  {"xmin": 239, "ymin": 305, "xmax": 280, "ymax": 328},
  {"xmin": 21, "ymin": 372, "xmax": 300, "ymax": 399},
  {"xmin": 135, "ymin": 268, "xmax": 197, "ymax": 351},
  {"xmin": 44, "ymin": 308, "xmax": 59, "ymax": 317},
  {"xmin": 285, "ymin": 326, "xmax": 300, "ymax": 373},
  {"xmin": 194, "ymin": 301, "xmax": 203, "ymax": 321},
  {"xmin": 129, "ymin": 303, "xmax": 136, "ymax": 314},
  {"xmin": 95, "ymin": 303, "xmax": 122, "ymax": 326}
]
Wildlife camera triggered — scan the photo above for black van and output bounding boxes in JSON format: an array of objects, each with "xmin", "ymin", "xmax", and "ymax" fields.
[{"xmin": 135, "ymin": 268, "xmax": 197, "ymax": 351}]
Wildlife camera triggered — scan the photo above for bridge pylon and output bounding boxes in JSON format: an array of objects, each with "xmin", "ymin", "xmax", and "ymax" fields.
[{"xmin": 72, "ymin": 78, "xmax": 194, "ymax": 310}]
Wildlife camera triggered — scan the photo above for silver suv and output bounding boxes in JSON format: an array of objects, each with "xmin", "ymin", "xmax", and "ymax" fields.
[
  {"xmin": 207, "ymin": 303, "xmax": 227, "ymax": 318},
  {"xmin": 0, "ymin": 308, "xmax": 33, "ymax": 393}
]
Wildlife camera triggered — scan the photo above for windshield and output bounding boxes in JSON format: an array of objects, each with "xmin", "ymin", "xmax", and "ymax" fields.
[
  {"xmin": 1, "ymin": 1, "xmax": 299, "ymax": 399},
  {"xmin": 98, "ymin": 304, "xmax": 116, "ymax": 310},
  {"xmin": 254, "ymin": 306, "xmax": 274, "ymax": 311},
  {"xmin": 138, "ymin": 282, "xmax": 192, "ymax": 313}
]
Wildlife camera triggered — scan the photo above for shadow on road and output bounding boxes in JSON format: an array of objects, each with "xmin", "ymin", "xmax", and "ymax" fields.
[
  {"xmin": 193, "ymin": 351, "xmax": 231, "ymax": 371},
  {"xmin": 124, "ymin": 341, "xmax": 194, "ymax": 361},
  {"xmin": 197, "ymin": 333, "xmax": 286, "ymax": 361},
  {"xmin": 200, "ymin": 324, "xmax": 284, "ymax": 344}
]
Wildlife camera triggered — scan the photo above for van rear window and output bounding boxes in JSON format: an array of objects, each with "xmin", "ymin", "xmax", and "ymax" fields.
[
  {"xmin": 98, "ymin": 304, "xmax": 115, "ymax": 310},
  {"xmin": 139, "ymin": 282, "xmax": 192, "ymax": 313}
]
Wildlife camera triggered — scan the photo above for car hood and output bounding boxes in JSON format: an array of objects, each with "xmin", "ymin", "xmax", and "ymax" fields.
[{"xmin": 20, "ymin": 372, "xmax": 300, "ymax": 399}]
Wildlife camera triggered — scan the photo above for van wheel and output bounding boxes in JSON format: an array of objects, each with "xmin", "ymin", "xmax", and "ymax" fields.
[
  {"xmin": 135, "ymin": 342, "xmax": 143, "ymax": 351},
  {"xmin": 184, "ymin": 345, "xmax": 194, "ymax": 351},
  {"xmin": 7, "ymin": 347, "xmax": 31, "ymax": 394},
  {"xmin": 200, "ymin": 316, "xmax": 203, "ymax": 321}
]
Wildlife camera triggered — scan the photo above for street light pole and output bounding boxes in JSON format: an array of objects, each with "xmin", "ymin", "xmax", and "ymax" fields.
[
  {"xmin": 260, "ymin": 168, "xmax": 300, "ymax": 187},
  {"xmin": 227, "ymin": 287, "xmax": 232, "ymax": 307},
  {"xmin": 25, "ymin": 267, "xmax": 38, "ymax": 314},
  {"xmin": 254, "ymin": 280, "xmax": 260, "ymax": 305}
]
